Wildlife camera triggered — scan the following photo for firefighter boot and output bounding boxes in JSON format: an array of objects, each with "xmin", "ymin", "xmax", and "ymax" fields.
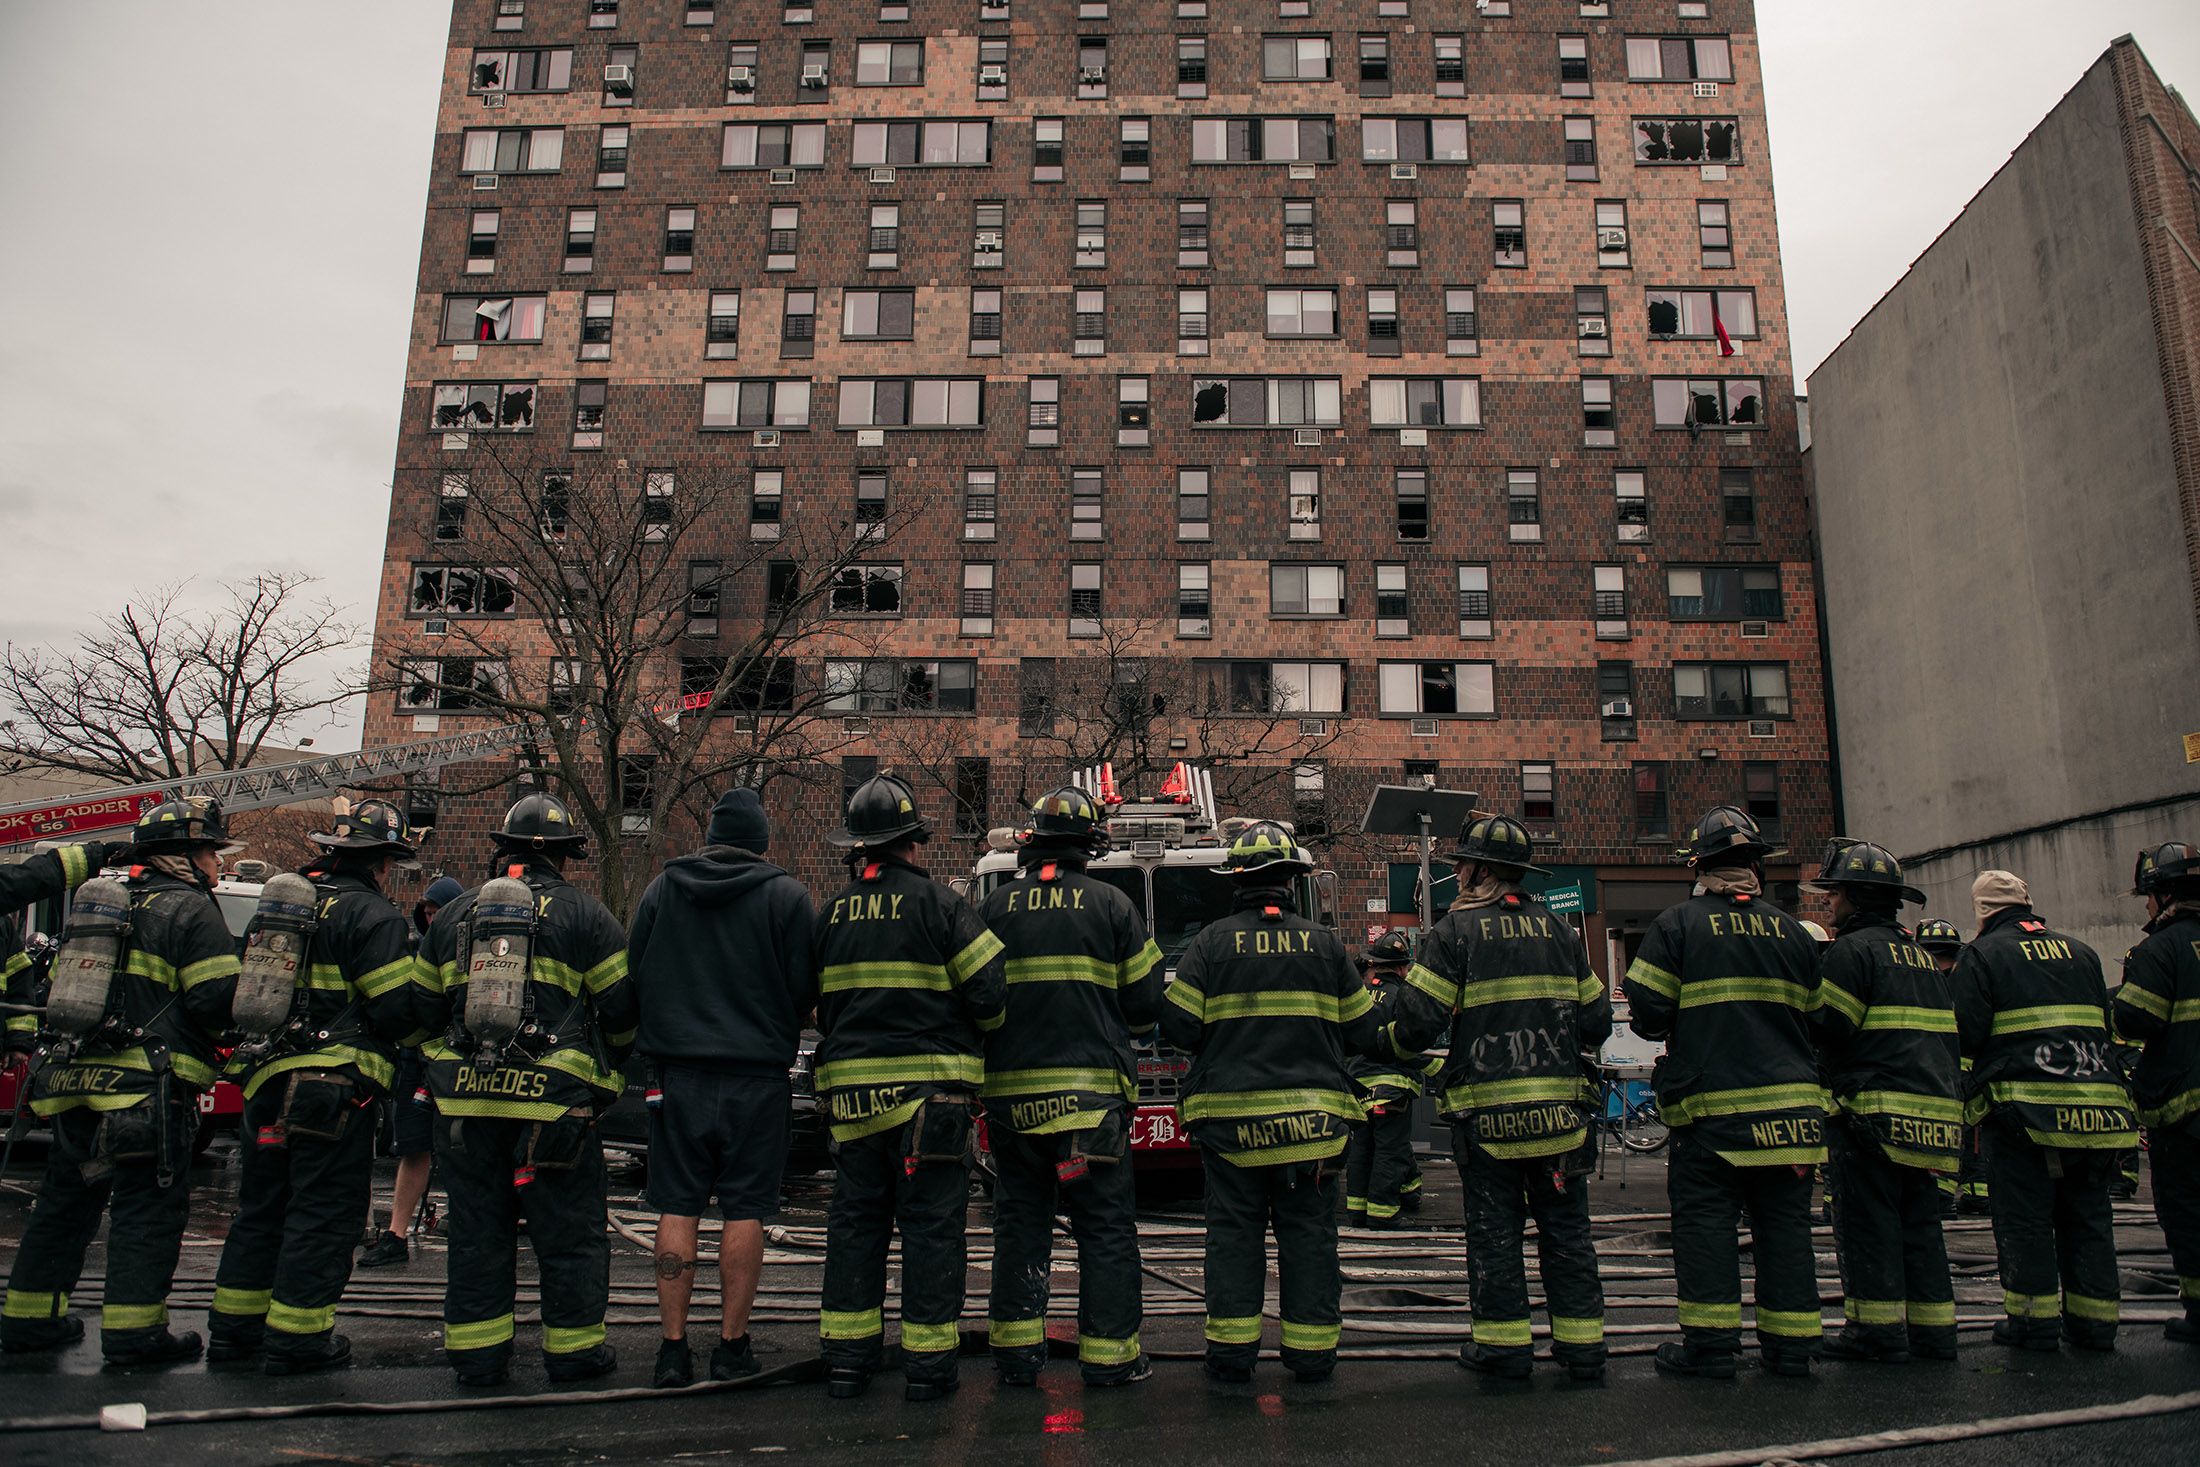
[
  {"xmin": 1, "ymin": 1314, "xmax": 84, "ymax": 1354},
  {"xmin": 104, "ymin": 1328, "xmax": 204, "ymax": 1369},
  {"xmin": 1992, "ymin": 1319, "xmax": 2060, "ymax": 1354},
  {"xmin": 263, "ymin": 1333, "xmax": 352, "ymax": 1376},
  {"xmin": 545, "ymin": 1343, "xmax": 618, "ymax": 1385},
  {"xmin": 1457, "ymin": 1343, "xmax": 1533, "ymax": 1380},
  {"xmin": 1653, "ymin": 1341, "xmax": 1737, "ymax": 1380},
  {"xmin": 2167, "ymin": 1311, "xmax": 2200, "ymax": 1345},
  {"xmin": 1815, "ymin": 1328, "xmax": 1910, "ymax": 1365}
]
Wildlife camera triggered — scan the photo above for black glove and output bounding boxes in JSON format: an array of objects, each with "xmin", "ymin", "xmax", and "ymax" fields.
[{"xmin": 75, "ymin": 841, "xmax": 122, "ymax": 879}]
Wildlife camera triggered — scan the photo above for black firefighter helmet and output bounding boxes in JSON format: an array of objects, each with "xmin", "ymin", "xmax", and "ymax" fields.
[
  {"xmin": 1364, "ymin": 929, "xmax": 1413, "ymax": 966},
  {"xmin": 1452, "ymin": 813, "xmax": 1552, "ymax": 876},
  {"xmin": 1809, "ymin": 838, "xmax": 1926, "ymax": 905},
  {"xmin": 1217, "ymin": 821, "xmax": 1313, "ymax": 880},
  {"xmin": 1676, "ymin": 804, "xmax": 1783, "ymax": 866},
  {"xmin": 1025, "ymin": 785, "xmax": 1109, "ymax": 856},
  {"xmin": 2131, "ymin": 841, "xmax": 2200, "ymax": 896},
  {"xmin": 492, "ymin": 792, "xmax": 588, "ymax": 853},
  {"xmin": 829, "ymin": 772, "xmax": 931, "ymax": 850},
  {"xmin": 1913, "ymin": 917, "xmax": 1964, "ymax": 955},
  {"xmin": 130, "ymin": 797, "xmax": 228, "ymax": 853},
  {"xmin": 309, "ymin": 798, "xmax": 417, "ymax": 857}
]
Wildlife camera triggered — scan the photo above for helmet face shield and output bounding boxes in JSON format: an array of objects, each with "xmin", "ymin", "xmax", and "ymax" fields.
[{"xmin": 1219, "ymin": 820, "xmax": 1313, "ymax": 878}]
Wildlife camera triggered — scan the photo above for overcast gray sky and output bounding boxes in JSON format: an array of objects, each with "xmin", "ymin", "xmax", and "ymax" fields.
[{"xmin": 2, "ymin": 1, "xmax": 2194, "ymax": 754}]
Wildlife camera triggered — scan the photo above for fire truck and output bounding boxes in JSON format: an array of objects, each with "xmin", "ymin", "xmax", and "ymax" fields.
[{"xmin": 964, "ymin": 764, "xmax": 1340, "ymax": 1169}]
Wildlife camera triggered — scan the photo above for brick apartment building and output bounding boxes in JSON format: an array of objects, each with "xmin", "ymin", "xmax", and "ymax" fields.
[{"xmin": 366, "ymin": 0, "xmax": 1831, "ymax": 971}]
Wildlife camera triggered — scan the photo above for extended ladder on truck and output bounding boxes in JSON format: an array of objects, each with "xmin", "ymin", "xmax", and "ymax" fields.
[{"xmin": 0, "ymin": 723, "xmax": 537, "ymax": 851}]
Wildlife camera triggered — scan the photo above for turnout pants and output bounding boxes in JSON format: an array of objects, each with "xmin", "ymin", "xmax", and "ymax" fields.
[
  {"xmin": 1982, "ymin": 1114, "xmax": 2119, "ymax": 1346},
  {"xmin": 820, "ymin": 1124, "xmax": 969, "ymax": 1386},
  {"xmin": 210, "ymin": 1078, "xmax": 377, "ymax": 1357},
  {"xmin": 1202, "ymin": 1151, "xmax": 1342, "ymax": 1376},
  {"xmin": 1826, "ymin": 1122, "xmax": 1955, "ymax": 1354},
  {"xmin": 1455, "ymin": 1137, "xmax": 1605, "ymax": 1366},
  {"xmin": 986, "ymin": 1124, "xmax": 1142, "ymax": 1379},
  {"xmin": 433, "ymin": 1112, "xmax": 611, "ymax": 1373},
  {"xmin": 1344, "ymin": 1105, "xmax": 1419, "ymax": 1222},
  {"xmin": 2, "ymin": 1101, "xmax": 196, "ymax": 1353},
  {"xmin": 1667, "ymin": 1129, "xmax": 1823, "ymax": 1359},
  {"xmin": 2155, "ymin": 1125, "xmax": 2200, "ymax": 1327}
]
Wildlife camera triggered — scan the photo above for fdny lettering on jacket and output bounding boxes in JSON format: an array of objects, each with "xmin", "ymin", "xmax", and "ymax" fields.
[
  {"xmin": 1232, "ymin": 929, "xmax": 1316, "ymax": 955},
  {"xmin": 828, "ymin": 893, "xmax": 907, "ymax": 925},
  {"xmin": 1704, "ymin": 910, "xmax": 1789, "ymax": 940},
  {"xmin": 1884, "ymin": 942, "xmax": 1939, "ymax": 971},
  {"xmin": 2018, "ymin": 938, "xmax": 2076, "ymax": 963},
  {"xmin": 1475, "ymin": 911, "xmax": 1556, "ymax": 942},
  {"xmin": 998, "ymin": 887, "xmax": 1087, "ymax": 914}
]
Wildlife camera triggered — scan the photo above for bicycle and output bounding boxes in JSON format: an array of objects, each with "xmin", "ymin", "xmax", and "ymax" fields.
[{"xmin": 1593, "ymin": 1066, "xmax": 1669, "ymax": 1154}]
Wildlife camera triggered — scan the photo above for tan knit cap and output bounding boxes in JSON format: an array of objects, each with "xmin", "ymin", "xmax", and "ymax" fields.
[{"xmin": 1972, "ymin": 869, "xmax": 2031, "ymax": 924}]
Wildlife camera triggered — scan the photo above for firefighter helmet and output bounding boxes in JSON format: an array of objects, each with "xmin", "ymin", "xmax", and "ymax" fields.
[
  {"xmin": 1809, "ymin": 838, "xmax": 1926, "ymax": 904},
  {"xmin": 491, "ymin": 792, "xmax": 588, "ymax": 852},
  {"xmin": 1218, "ymin": 821, "xmax": 1313, "ymax": 879},
  {"xmin": 1914, "ymin": 917, "xmax": 1963, "ymax": 955},
  {"xmin": 2131, "ymin": 841, "xmax": 2200, "ymax": 896},
  {"xmin": 1364, "ymin": 929, "xmax": 1412, "ymax": 965},
  {"xmin": 1451, "ymin": 813, "xmax": 1552, "ymax": 876},
  {"xmin": 308, "ymin": 799, "xmax": 417, "ymax": 856},
  {"xmin": 1026, "ymin": 785, "xmax": 1108, "ymax": 855},
  {"xmin": 828, "ymin": 772, "xmax": 930, "ymax": 849},
  {"xmin": 130, "ymin": 797, "xmax": 228, "ymax": 853},
  {"xmin": 1676, "ymin": 804, "xmax": 1781, "ymax": 866},
  {"xmin": 1799, "ymin": 918, "xmax": 1834, "ymax": 946}
]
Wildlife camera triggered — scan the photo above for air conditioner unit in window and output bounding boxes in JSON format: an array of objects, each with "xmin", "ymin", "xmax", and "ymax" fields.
[
  {"xmin": 979, "ymin": 64, "xmax": 1007, "ymax": 85},
  {"xmin": 1079, "ymin": 66, "xmax": 1107, "ymax": 85},
  {"xmin": 1579, "ymin": 317, "xmax": 1609, "ymax": 337},
  {"xmin": 1288, "ymin": 162, "xmax": 1317, "ymax": 179},
  {"xmin": 856, "ymin": 428, "xmax": 886, "ymax": 447},
  {"xmin": 727, "ymin": 64, "xmax": 755, "ymax": 91},
  {"xmin": 801, "ymin": 64, "xmax": 828, "ymax": 87},
  {"xmin": 603, "ymin": 64, "xmax": 634, "ymax": 94},
  {"xmin": 1293, "ymin": 428, "xmax": 1322, "ymax": 446},
  {"xmin": 423, "ymin": 618, "xmax": 449, "ymax": 637},
  {"xmin": 974, "ymin": 231, "xmax": 1002, "ymax": 250},
  {"xmin": 1740, "ymin": 619, "xmax": 1770, "ymax": 639},
  {"xmin": 768, "ymin": 167, "xmax": 797, "ymax": 184},
  {"xmin": 842, "ymin": 716, "xmax": 872, "ymax": 735},
  {"xmin": 1693, "ymin": 80, "xmax": 1720, "ymax": 98},
  {"xmin": 1748, "ymin": 720, "xmax": 1776, "ymax": 738},
  {"xmin": 1597, "ymin": 227, "xmax": 1629, "ymax": 251},
  {"xmin": 481, "ymin": 91, "xmax": 508, "ymax": 108},
  {"xmin": 1389, "ymin": 162, "xmax": 1418, "ymax": 180},
  {"xmin": 473, "ymin": 174, "xmax": 499, "ymax": 190},
  {"xmin": 753, "ymin": 428, "xmax": 781, "ymax": 447},
  {"xmin": 1410, "ymin": 718, "xmax": 1439, "ymax": 738},
  {"xmin": 1298, "ymin": 718, "xmax": 1328, "ymax": 737},
  {"xmin": 1601, "ymin": 698, "xmax": 1634, "ymax": 719},
  {"xmin": 868, "ymin": 166, "xmax": 896, "ymax": 184}
]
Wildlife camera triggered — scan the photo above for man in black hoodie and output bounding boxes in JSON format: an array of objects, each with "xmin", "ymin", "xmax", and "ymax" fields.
[{"xmin": 628, "ymin": 788, "xmax": 819, "ymax": 1388}]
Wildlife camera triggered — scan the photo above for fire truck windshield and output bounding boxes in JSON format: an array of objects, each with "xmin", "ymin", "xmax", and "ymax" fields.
[{"xmin": 1151, "ymin": 864, "xmax": 1237, "ymax": 961}]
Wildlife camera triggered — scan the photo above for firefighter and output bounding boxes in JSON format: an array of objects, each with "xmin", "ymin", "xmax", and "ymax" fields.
[
  {"xmin": 1916, "ymin": 918, "xmax": 1988, "ymax": 1216},
  {"xmin": 1622, "ymin": 805, "xmax": 1827, "ymax": 1379},
  {"xmin": 2110, "ymin": 842, "xmax": 2200, "ymax": 1343},
  {"xmin": 2, "ymin": 840, "xmax": 119, "ymax": 1057},
  {"xmin": 979, "ymin": 786, "xmax": 1163, "ymax": 1387},
  {"xmin": 1, "ymin": 802, "xmax": 239, "ymax": 1365},
  {"xmin": 1159, "ymin": 821, "xmax": 1391, "ymax": 1384},
  {"xmin": 1388, "ymin": 815, "xmax": 1611, "ymax": 1382},
  {"xmin": 813, "ymin": 773, "xmax": 1005, "ymax": 1402},
  {"xmin": 1807, "ymin": 841, "xmax": 1960, "ymax": 1365},
  {"xmin": 362, "ymin": 874, "xmax": 465, "ymax": 1269},
  {"xmin": 1953, "ymin": 869, "xmax": 2133, "ymax": 1352},
  {"xmin": 413, "ymin": 793, "xmax": 636, "ymax": 1387},
  {"xmin": 1344, "ymin": 930, "xmax": 1436, "ymax": 1230},
  {"xmin": 206, "ymin": 801, "xmax": 420, "ymax": 1374}
]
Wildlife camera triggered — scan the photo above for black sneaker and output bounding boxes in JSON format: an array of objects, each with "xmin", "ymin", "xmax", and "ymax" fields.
[
  {"xmin": 710, "ymin": 1335, "xmax": 760, "ymax": 1381},
  {"xmin": 104, "ymin": 1329, "xmax": 204, "ymax": 1369},
  {"xmin": 1653, "ymin": 1342, "xmax": 1736, "ymax": 1380},
  {"xmin": 654, "ymin": 1338, "xmax": 693, "ymax": 1388},
  {"xmin": 1456, "ymin": 1344, "xmax": 1532, "ymax": 1380},
  {"xmin": 1084, "ymin": 1355, "xmax": 1153, "ymax": 1387},
  {"xmin": 905, "ymin": 1376, "xmax": 959, "ymax": 1402},
  {"xmin": 358, "ymin": 1231, "xmax": 409, "ymax": 1269},
  {"xmin": 827, "ymin": 1367, "xmax": 869, "ymax": 1399},
  {"xmin": 264, "ymin": 1334, "xmax": 351, "ymax": 1376},
  {"xmin": 545, "ymin": 1343, "xmax": 618, "ymax": 1385},
  {"xmin": 1, "ymin": 1315, "xmax": 84, "ymax": 1353}
]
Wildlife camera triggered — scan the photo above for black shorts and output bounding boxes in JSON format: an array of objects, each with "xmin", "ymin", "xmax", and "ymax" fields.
[
  {"xmin": 646, "ymin": 1066, "xmax": 792, "ymax": 1220},
  {"xmin": 385, "ymin": 1051, "xmax": 433, "ymax": 1157}
]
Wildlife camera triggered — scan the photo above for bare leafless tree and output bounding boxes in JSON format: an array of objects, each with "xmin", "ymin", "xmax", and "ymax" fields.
[
  {"xmin": 381, "ymin": 436, "xmax": 930, "ymax": 918},
  {"xmin": 0, "ymin": 573, "xmax": 362, "ymax": 784}
]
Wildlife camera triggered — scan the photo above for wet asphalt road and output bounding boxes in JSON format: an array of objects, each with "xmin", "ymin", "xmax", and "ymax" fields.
[{"xmin": 2, "ymin": 1134, "xmax": 2195, "ymax": 1465}]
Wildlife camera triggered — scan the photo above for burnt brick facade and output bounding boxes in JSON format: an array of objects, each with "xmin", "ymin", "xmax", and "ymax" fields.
[{"xmin": 367, "ymin": 0, "xmax": 1831, "ymax": 966}]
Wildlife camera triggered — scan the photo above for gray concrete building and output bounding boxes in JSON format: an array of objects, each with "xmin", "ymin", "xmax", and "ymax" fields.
[{"xmin": 1808, "ymin": 36, "xmax": 2200, "ymax": 955}]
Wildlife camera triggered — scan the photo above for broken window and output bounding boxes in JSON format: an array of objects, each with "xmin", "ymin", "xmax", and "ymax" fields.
[
  {"xmin": 1633, "ymin": 117, "xmax": 1740, "ymax": 165},
  {"xmin": 1615, "ymin": 469, "xmax": 1649, "ymax": 541},
  {"xmin": 442, "ymin": 295, "xmax": 546, "ymax": 343},
  {"xmin": 430, "ymin": 381, "xmax": 536, "ymax": 431},
  {"xmin": 470, "ymin": 50, "xmax": 573, "ymax": 93},
  {"xmin": 1645, "ymin": 288, "xmax": 1757, "ymax": 340},
  {"xmin": 823, "ymin": 660, "xmax": 974, "ymax": 713},
  {"xmin": 1652, "ymin": 377, "xmax": 1764, "ymax": 428},
  {"xmin": 830, "ymin": 564, "xmax": 904, "ymax": 615},
  {"xmin": 398, "ymin": 657, "xmax": 511, "ymax": 714},
  {"xmin": 1191, "ymin": 378, "xmax": 1342, "ymax": 426},
  {"xmin": 539, "ymin": 471, "xmax": 570, "ymax": 539},
  {"xmin": 410, "ymin": 564, "xmax": 518, "ymax": 617},
  {"xmin": 435, "ymin": 474, "xmax": 468, "ymax": 540}
]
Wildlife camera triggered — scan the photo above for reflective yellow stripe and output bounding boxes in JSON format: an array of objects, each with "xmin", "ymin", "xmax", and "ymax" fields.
[
  {"xmin": 1843, "ymin": 1298, "xmax": 1904, "ymax": 1325},
  {"xmin": 1861, "ymin": 1004, "xmax": 1957, "ymax": 1033},
  {"xmin": 1473, "ymin": 1317, "xmax": 1532, "ymax": 1347},
  {"xmin": 1664, "ymin": 1083, "xmax": 1830, "ymax": 1125},
  {"xmin": 1678, "ymin": 976, "xmax": 1815, "ymax": 1012},
  {"xmin": 820, "ymin": 1308, "xmax": 884, "ymax": 1340},
  {"xmin": 1365, "ymin": 1200, "xmax": 1400, "ymax": 1219},
  {"xmin": 1120, "ymin": 940, "xmax": 1163, "ymax": 987},
  {"xmin": 814, "ymin": 1053, "xmax": 983, "ymax": 1090},
  {"xmin": 242, "ymin": 1046, "xmax": 396, "ymax": 1101},
  {"xmin": 212, "ymin": 1286, "xmax": 272, "ymax": 1317},
  {"xmin": 900, "ymin": 1320, "xmax": 962, "ymax": 1354},
  {"xmin": 303, "ymin": 963, "xmax": 352, "ymax": 993},
  {"xmin": 1166, "ymin": 979, "xmax": 1205, "ymax": 1021},
  {"xmin": 1005, "ymin": 955, "xmax": 1118, "ymax": 987},
  {"xmin": 1991, "ymin": 1005, "xmax": 2104, "ymax": 1035},
  {"xmin": 988, "ymin": 1316, "xmax": 1045, "ymax": 1348},
  {"xmin": 1279, "ymin": 1320, "xmax": 1340, "ymax": 1352},
  {"xmin": 1079, "ymin": 1332, "xmax": 1141, "ymax": 1366},
  {"xmin": 2141, "ymin": 1087, "xmax": 2200, "ymax": 1128},
  {"xmin": 268, "ymin": 1300, "xmax": 338, "ymax": 1336},
  {"xmin": 2172, "ymin": 998, "xmax": 2200, "ymax": 1022},
  {"xmin": 582, "ymin": 952, "xmax": 627, "ymax": 996},
  {"xmin": 1677, "ymin": 1300, "xmax": 1742, "ymax": 1329},
  {"xmin": 1578, "ymin": 976, "xmax": 1605, "ymax": 1004},
  {"xmin": 2114, "ymin": 983, "xmax": 2171, "ymax": 1021},
  {"xmin": 1406, "ymin": 962, "xmax": 1460, "ymax": 1008},
  {"xmin": 103, "ymin": 1302, "xmax": 168, "ymax": 1330},
  {"xmin": 60, "ymin": 844, "xmax": 89, "ymax": 886},
  {"xmin": 1983, "ymin": 1080, "xmax": 2131, "ymax": 1108},
  {"xmin": 1458, "ymin": 974, "xmax": 1582, "ymax": 1008},
  {"xmin": 1212, "ymin": 1134, "xmax": 1350, "ymax": 1166},
  {"xmin": 1202, "ymin": 991, "xmax": 1357, "ymax": 1023},
  {"xmin": 537, "ymin": 1046, "xmax": 622, "ymax": 1094},
  {"xmin": 543, "ymin": 1322, "xmax": 606, "ymax": 1354},
  {"xmin": 1755, "ymin": 1308, "xmax": 1822, "ymax": 1338},
  {"xmin": 355, "ymin": 956, "xmax": 416, "ymax": 999},
  {"xmin": 1907, "ymin": 1300, "xmax": 1956, "ymax": 1326},
  {"xmin": 2179, "ymin": 1277, "xmax": 2200, "ymax": 1302},
  {"xmin": 1179, "ymin": 1087, "xmax": 1363, "ymax": 1121},
  {"xmin": 3, "ymin": 1290, "xmax": 66, "ymax": 1320},
  {"xmin": 1205, "ymin": 1315, "xmax": 1262, "ymax": 1345},
  {"xmin": 1443, "ymin": 1076, "xmax": 1584, "ymax": 1107},
  {"xmin": 1817, "ymin": 981, "xmax": 1866, "ymax": 1026},
  {"xmin": 1551, "ymin": 1315, "xmax": 1604, "ymax": 1345},
  {"xmin": 981, "ymin": 1066, "xmax": 1131, "ymax": 1099},
  {"xmin": 1625, "ymin": 958, "xmax": 1680, "ymax": 1000},
  {"xmin": 2064, "ymin": 1293, "xmax": 2119, "ymax": 1323},
  {"xmin": 1846, "ymin": 1089, "xmax": 1965, "ymax": 1123},
  {"xmin": 123, "ymin": 951, "xmax": 179, "ymax": 989},
  {"xmin": 179, "ymin": 953, "xmax": 240, "ymax": 990},
  {"xmin": 445, "ymin": 1313, "xmax": 516, "ymax": 1350},
  {"xmin": 820, "ymin": 960, "xmax": 951, "ymax": 993},
  {"xmin": 2003, "ymin": 1290, "xmax": 2062, "ymax": 1319},
  {"xmin": 947, "ymin": 930, "xmax": 1005, "ymax": 986}
]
